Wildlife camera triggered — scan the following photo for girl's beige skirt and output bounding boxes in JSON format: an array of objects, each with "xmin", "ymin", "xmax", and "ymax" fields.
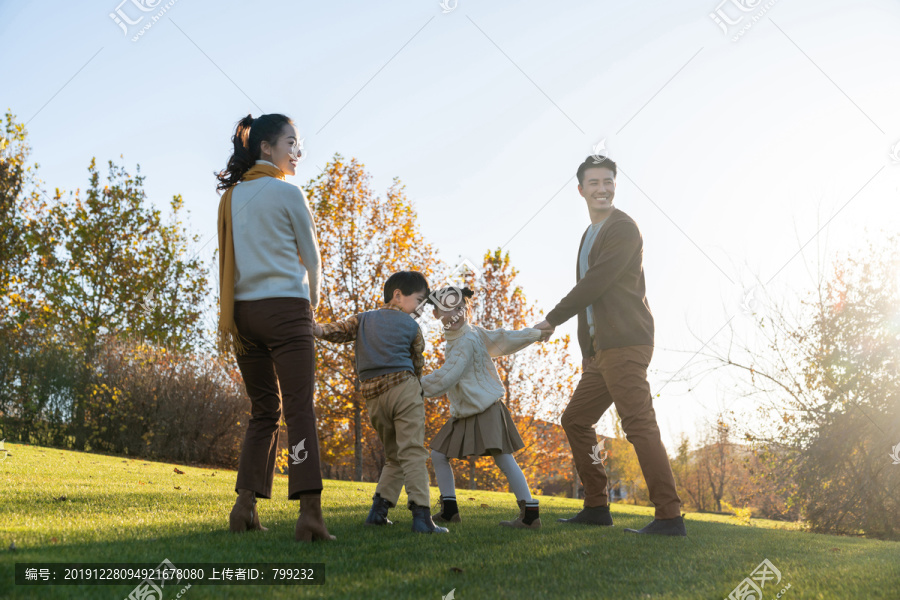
[{"xmin": 430, "ymin": 400, "xmax": 524, "ymax": 458}]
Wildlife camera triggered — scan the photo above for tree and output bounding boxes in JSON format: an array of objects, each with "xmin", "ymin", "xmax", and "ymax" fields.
[
  {"xmin": 695, "ymin": 233, "xmax": 900, "ymax": 538},
  {"xmin": 12, "ymin": 157, "xmax": 209, "ymax": 448},
  {"xmin": 0, "ymin": 110, "xmax": 38, "ymax": 327},
  {"xmin": 698, "ymin": 416, "xmax": 732, "ymax": 513}
]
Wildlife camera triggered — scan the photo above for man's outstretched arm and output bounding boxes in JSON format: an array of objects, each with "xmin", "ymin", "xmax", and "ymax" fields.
[{"xmin": 543, "ymin": 220, "xmax": 642, "ymax": 328}]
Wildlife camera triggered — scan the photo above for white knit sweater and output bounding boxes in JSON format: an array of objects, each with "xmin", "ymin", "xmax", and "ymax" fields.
[
  {"xmin": 421, "ymin": 322, "xmax": 541, "ymax": 419},
  {"xmin": 231, "ymin": 161, "xmax": 321, "ymax": 306}
]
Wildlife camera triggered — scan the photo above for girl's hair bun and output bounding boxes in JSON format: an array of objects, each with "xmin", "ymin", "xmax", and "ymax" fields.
[{"xmin": 461, "ymin": 287, "xmax": 474, "ymax": 298}]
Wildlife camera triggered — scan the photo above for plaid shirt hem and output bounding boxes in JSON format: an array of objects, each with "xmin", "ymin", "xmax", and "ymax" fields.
[{"xmin": 360, "ymin": 370, "xmax": 416, "ymax": 401}]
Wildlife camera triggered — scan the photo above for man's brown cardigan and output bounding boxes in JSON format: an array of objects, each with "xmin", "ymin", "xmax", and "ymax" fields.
[{"xmin": 545, "ymin": 208, "xmax": 654, "ymax": 357}]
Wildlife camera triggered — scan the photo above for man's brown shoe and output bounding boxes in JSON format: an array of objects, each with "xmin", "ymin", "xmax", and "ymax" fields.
[
  {"xmin": 624, "ymin": 516, "xmax": 687, "ymax": 536},
  {"xmin": 557, "ymin": 504, "xmax": 613, "ymax": 526}
]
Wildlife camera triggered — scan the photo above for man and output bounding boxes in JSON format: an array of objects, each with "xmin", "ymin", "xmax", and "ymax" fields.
[{"xmin": 535, "ymin": 156, "xmax": 685, "ymax": 536}]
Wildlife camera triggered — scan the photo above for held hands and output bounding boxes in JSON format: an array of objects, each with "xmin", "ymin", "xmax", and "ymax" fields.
[
  {"xmin": 534, "ymin": 319, "xmax": 555, "ymax": 342},
  {"xmin": 313, "ymin": 322, "xmax": 323, "ymax": 338}
]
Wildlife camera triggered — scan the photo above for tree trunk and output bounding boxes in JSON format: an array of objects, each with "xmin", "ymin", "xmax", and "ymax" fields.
[
  {"xmin": 354, "ymin": 395, "xmax": 363, "ymax": 481},
  {"xmin": 468, "ymin": 457, "xmax": 476, "ymax": 490},
  {"xmin": 73, "ymin": 332, "xmax": 98, "ymax": 451},
  {"xmin": 572, "ymin": 458, "xmax": 580, "ymax": 498}
]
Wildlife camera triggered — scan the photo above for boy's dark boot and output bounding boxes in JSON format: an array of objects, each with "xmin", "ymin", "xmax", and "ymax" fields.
[
  {"xmin": 409, "ymin": 502, "xmax": 449, "ymax": 534},
  {"xmin": 365, "ymin": 493, "xmax": 394, "ymax": 526},
  {"xmin": 229, "ymin": 488, "xmax": 268, "ymax": 532},
  {"xmin": 624, "ymin": 515, "xmax": 687, "ymax": 536},
  {"xmin": 500, "ymin": 499, "xmax": 541, "ymax": 529},
  {"xmin": 433, "ymin": 496, "xmax": 461, "ymax": 523},
  {"xmin": 557, "ymin": 504, "xmax": 613, "ymax": 526}
]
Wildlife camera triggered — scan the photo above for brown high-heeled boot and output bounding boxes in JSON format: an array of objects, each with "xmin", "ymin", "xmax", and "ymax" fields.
[
  {"xmin": 229, "ymin": 488, "xmax": 268, "ymax": 532},
  {"xmin": 294, "ymin": 494, "xmax": 336, "ymax": 542}
]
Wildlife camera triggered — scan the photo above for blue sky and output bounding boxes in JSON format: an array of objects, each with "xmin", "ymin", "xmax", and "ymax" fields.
[{"xmin": 3, "ymin": 0, "xmax": 899, "ymax": 448}]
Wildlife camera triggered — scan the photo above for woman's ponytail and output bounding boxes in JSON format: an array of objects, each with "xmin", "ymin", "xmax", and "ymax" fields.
[
  {"xmin": 216, "ymin": 114, "xmax": 255, "ymax": 191},
  {"xmin": 216, "ymin": 113, "xmax": 294, "ymax": 192}
]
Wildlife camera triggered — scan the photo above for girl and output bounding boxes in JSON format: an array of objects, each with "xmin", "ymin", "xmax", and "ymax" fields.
[
  {"xmin": 421, "ymin": 286, "xmax": 551, "ymax": 529},
  {"xmin": 216, "ymin": 113, "xmax": 334, "ymax": 542}
]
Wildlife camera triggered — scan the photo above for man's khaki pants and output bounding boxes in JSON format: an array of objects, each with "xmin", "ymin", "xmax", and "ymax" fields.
[
  {"xmin": 561, "ymin": 345, "xmax": 682, "ymax": 520},
  {"xmin": 368, "ymin": 376, "xmax": 430, "ymax": 508}
]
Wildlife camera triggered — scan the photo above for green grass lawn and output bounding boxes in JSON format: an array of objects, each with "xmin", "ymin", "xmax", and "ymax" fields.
[{"xmin": 1, "ymin": 442, "xmax": 898, "ymax": 600}]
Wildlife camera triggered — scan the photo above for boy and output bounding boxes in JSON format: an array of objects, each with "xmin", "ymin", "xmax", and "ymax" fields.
[{"xmin": 314, "ymin": 271, "xmax": 448, "ymax": 534}]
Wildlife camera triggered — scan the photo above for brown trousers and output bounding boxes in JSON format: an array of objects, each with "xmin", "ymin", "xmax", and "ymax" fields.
[
  {"xmin": 232, "ymin": 296, "xmax": 322, "ymax": 500},
  {"xmin": 562, "ymin": 345, "xmax": 682, "ymax": 520},
  {"xmin": 367, "ymin": 376, "xmax": 430, "ymax": 508}
]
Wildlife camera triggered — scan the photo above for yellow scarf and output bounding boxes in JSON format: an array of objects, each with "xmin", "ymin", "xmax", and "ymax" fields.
[{"xmin": 217, "ymin": 162, "xmax": 285, "ymax": 356}]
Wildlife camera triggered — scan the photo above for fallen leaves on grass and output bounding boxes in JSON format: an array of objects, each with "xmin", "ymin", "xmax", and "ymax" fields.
[{"xmin": 173, "ymin": 468, "xmax": 185, "ymax": 475}]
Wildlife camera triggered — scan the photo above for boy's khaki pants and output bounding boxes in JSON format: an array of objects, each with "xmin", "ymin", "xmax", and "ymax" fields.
[
  {"xmin": 367, "ymin": 375, "xmax": 431, "ymax": 508},
  {"xmin": 562, "ymin": 345, "xmax": 682, "ymax": 520}
]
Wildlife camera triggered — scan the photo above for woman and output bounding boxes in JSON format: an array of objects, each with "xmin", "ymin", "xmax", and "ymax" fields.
[{"xmin": 216, "ymin": 113, "xmax": 334, "ymax": 542}]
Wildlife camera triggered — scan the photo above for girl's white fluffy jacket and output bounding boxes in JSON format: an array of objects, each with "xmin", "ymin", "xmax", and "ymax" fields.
[{"xmin": 421, "ymin": 322, "xmax": 541, "ymax": 419}]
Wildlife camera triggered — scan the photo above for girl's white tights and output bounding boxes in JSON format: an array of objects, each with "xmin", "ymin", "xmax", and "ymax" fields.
[{"xmin": 431, "ymin": 449, "xmax": 533, "ymax": 502}]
